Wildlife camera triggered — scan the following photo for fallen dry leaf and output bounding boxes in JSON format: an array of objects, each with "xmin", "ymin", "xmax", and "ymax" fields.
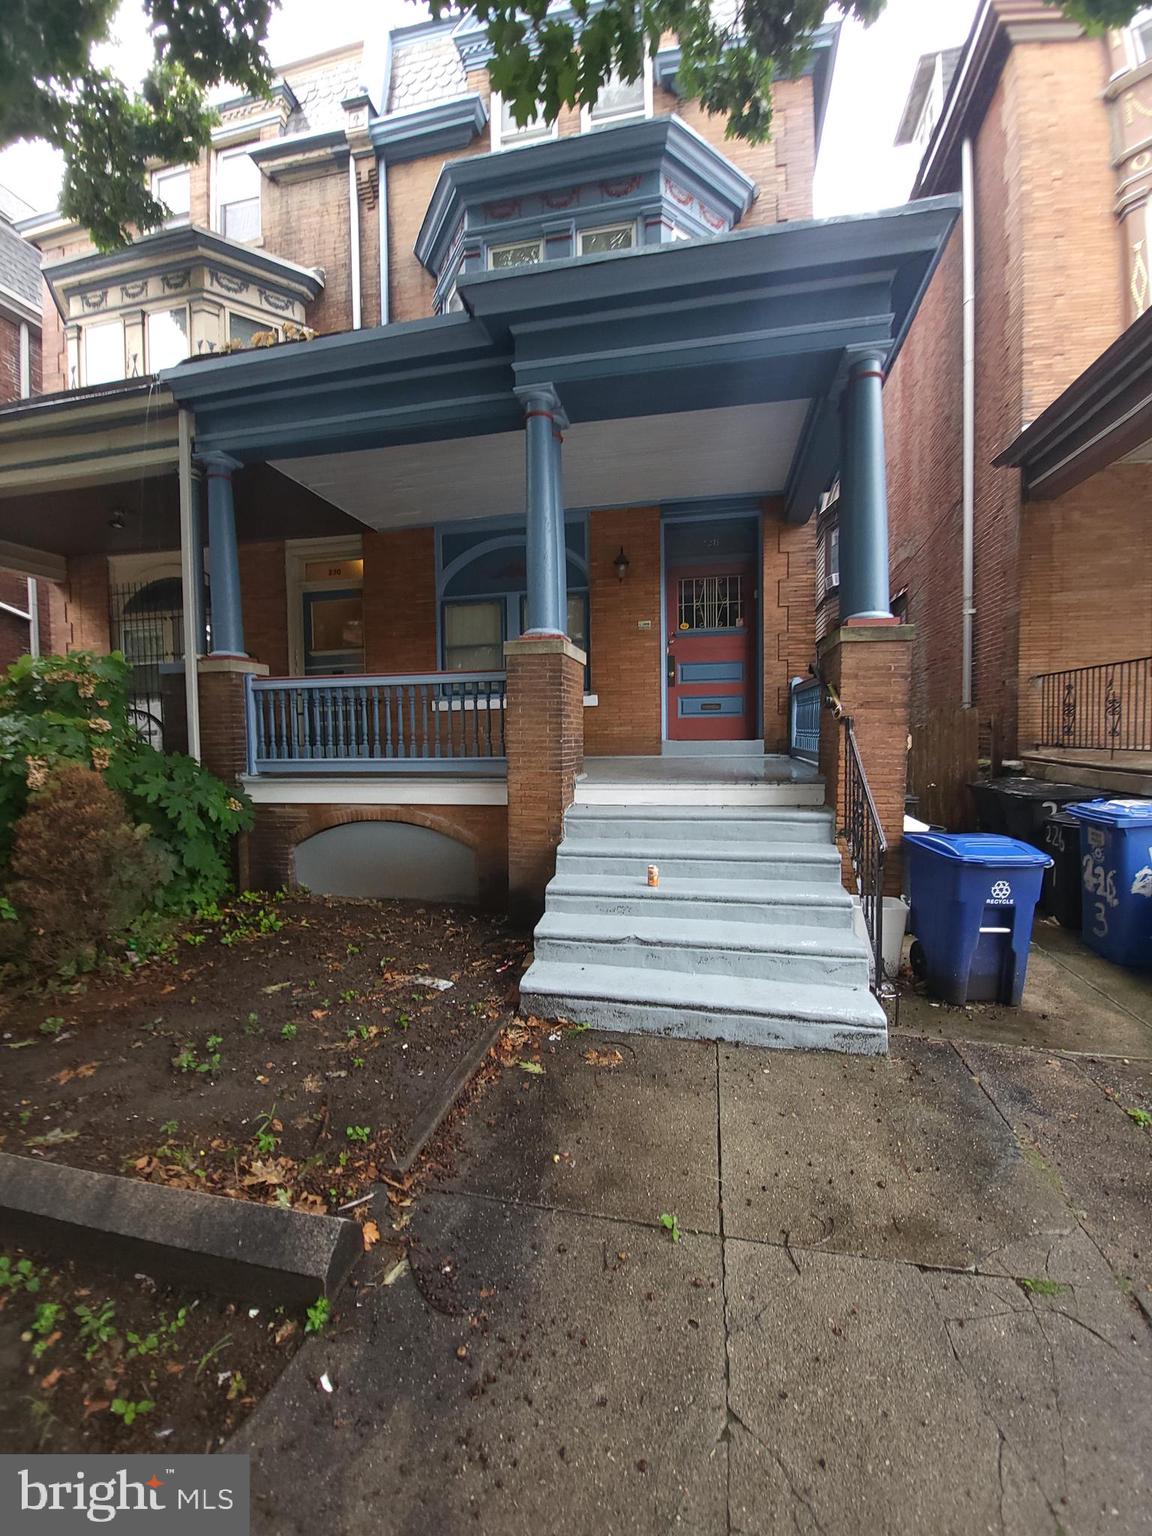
[
  {"xmin": 361, "ymin": 1220, "xmax": 381, "ymax": 1251},
  {"xmin": 584, "ymin": 1048, "xmax": 624, "ymax": 1068},
  {"xmin": 39, "ymin": 1367, "xmax": 65, "ymax": 1392},
  {"xmin": 273, "ymin": 1319, "xmax": 298, "ymax": 1345}
]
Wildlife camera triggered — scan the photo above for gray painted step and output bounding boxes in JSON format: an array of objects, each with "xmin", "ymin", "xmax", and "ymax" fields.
[
  {"xmin": 544, "ymin": 873, "xmax": 856, "ymax": 929},
  {"xmin": 564, "ymin": 804, "xmax": 835, "ymax": 845},
  {"xmin": 533, "ymin": 911, "xmax": 870, "ymax": 987},
  {"xmin": 555, "ymin": 839, "xmax": 842, "ymax": 883},
  {"xmin": 520, "ymin": 961, "xmax": 887, "ymax": 1054}
]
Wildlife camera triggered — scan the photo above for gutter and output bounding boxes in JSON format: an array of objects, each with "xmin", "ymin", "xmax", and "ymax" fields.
[
  {"xmin": 961, "ymin": 136, "xmax": 976, "ymax": 709},
  {"xmin": 349, "ymin": 158, "xmax": 362, "ymax": 330}
]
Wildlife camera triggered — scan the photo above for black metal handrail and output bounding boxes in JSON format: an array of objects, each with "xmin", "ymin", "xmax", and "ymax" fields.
[
  {"xmin": 841, "ymin": 716, "xmax": 888, "ymax": 996},
  {"xmin": 1033, "ymin": 655, "xmax": 1152, "ymax": 754}
]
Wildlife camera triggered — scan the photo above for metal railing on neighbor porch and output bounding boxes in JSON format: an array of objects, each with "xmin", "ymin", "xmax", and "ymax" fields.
[
  {"xmin": 245, "ymin": 673, "xmax": 507, "ymax": 774},
  {"xmin": 1033, "ymin": 656, "xmax": 1152, "ymax": 754},
  {"xmin": 841, "ymin": 718, "xmax": 888, "ymax": 996},
  {"xmin": 788, "ymin": 675, "xmax": 823, "ymax": 763}
]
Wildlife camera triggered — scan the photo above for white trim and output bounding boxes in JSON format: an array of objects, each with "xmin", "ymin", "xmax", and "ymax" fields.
[
  {"xmin": 349, "ymin": 156, "xmax": 362, "ymax": 330},
  {"xmin": 1128, "ymin": 10, "xmax": 1152, "ymax": 65},
  {"xmin": 150, "ymin": 165, "xmax": 192, "ymax": 226},
  {"xmin": 240, "ymin": 774, "xmax": 508, "ymax": 806},
  {"xmin": 489, "ymin": 91, "xmax": 559, "ymax": 152},
  {"xmin": 284, "ymin": 534, "xmax": 364, "ymax": 676},
  {"xmin": 178, "ymin": 409, "xmax": 202, "ymax": 762},
  {"xmin": 581, "ymin": 58, "xmax": 654, "ymax": 132},
  {"xmin": 18, "ymin": 321, "xmax": 30, "ymax": 397}
]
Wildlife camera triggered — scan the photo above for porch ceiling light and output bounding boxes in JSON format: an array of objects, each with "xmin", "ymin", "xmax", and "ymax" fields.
[
  {"xmin": 614, "ymin": 546, "xmax": 630, "ymax": 582},
  {"xmin": 108, "ymin": 509, "xmax": 127, "ymax": 530}
]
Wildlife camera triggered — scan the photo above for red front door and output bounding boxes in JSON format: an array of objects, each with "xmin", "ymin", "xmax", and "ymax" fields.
[{"xmin": 666, "ymin": 560, "xmax": 756, "ymax": 741}]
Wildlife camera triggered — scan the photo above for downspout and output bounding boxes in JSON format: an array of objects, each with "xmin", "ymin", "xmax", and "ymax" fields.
[
  {"xmin": 961, "ymin": 135, "xmax": 976, "ymax": 708},
  {"xmin": 348, "ymin": 156, "xmax": 362, "ymax": 330},
  {"xmin": 177, "ymin": 408, "xmax": 202, "ymax": 763},
  {"xmin": 378, "ymin": 157, "xmax": 389, "ymax": 325}
]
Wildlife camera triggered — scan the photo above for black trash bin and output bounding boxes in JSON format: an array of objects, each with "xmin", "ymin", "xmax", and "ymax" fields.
[
  {"xmin": 970, "ymin": 778, "xmax": 1087, "ymax": 848},
  {"xmin": 1039, "ymin": 810, "xmax": 1083, "ymax": 928}
]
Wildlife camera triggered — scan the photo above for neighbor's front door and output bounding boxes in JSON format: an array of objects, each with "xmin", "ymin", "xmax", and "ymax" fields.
[{"xmin": 666, "ymin": 562, "xmax": 756, "ymax": 741}]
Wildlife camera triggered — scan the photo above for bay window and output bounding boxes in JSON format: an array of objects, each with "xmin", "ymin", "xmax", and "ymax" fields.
[
  {"xmin": 145, "ymin": 306, "xmax": 189, "ymax": 371},
  {"xmin": 83, "ymin": 318, "xmax": 126, "ymax": 385}
]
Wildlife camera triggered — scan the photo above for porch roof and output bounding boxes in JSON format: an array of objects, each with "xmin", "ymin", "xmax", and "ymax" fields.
[
  {"xmin": 996, "ymin": 305, "xmax": 1152, "ymax": 500},
  {"xmin": 160, "ymin": 197, "xmax": 958, "ymax": 525}
]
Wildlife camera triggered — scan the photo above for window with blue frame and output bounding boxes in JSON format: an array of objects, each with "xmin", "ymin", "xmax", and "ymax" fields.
[{"xmin": 438, "ymin": 520, "xmax": 590, "ymax": 680}]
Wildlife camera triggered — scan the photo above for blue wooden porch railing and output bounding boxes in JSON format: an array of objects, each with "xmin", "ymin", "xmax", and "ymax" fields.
[
  {"xmin": 245, "ymin": 672, "xmax": 507, "ymax": 774},
  {"xmin": 789, "ymin": 675, "xmax": 823, "ymax": 763}
]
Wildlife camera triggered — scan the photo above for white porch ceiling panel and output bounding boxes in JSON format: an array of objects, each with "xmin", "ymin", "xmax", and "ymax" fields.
[{"xmin": 269, "ymin": 401, "xmax": 810, "ymax": 528}]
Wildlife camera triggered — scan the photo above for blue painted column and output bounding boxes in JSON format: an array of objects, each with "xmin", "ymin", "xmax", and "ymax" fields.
[
  {"xmin": 516, "ymin": 385, "xmax": 567, "ymax": 635},
  {"xmin": 201, "ymin": 451, "xmax": 246, "ymax": 656},
  {"xmin": 838, "ymin": 352, "xmax": 892, "ymax": 622}
]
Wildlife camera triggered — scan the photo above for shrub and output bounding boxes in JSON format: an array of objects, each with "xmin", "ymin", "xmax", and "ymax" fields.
[
  {"xmin": 0, "ymin": 652, "xmax": 252, "ymax": 926},
  {"xmin": 106, "ymin": 746, "xmax": 252, "ymax": 913},
  {"xmin": 4, "ymin": 765, "xmax": 173, "ymax": 975}
]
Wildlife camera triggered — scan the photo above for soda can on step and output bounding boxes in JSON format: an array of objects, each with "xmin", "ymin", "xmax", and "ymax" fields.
[{"xmin": 647, "ymin": 865, "xmax": 659, "ymax": 888}]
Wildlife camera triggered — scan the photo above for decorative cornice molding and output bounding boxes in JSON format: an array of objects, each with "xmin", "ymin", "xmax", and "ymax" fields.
[{"xmin": 41, "ymin": 224, "xmax": 324, "ymax": 322}]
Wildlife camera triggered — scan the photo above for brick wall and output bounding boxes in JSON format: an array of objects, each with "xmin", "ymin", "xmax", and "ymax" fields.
[
  {"xmin": 238, "ymin": 540, "xmax": 290, "ymax": 675},
  {"xmin": 761, "ymin": 503, "xmax": 817, "ymax": 751},
  {"xmin": 505, "ymin": 637, "xmax": 584, "ymax": 916},
  {"xmin": 262, "ymin": 164, "xmax": 354, "ymax": 336},
  {"xmin": 0, "ymin": 572, "xmax": 64, "ymax": 666},
  {"xmin": 0, "ymin": 312, "xmax": 40, "ymax": 403},
  {"xmin": 585, "ymin": 506, "xmax": 662, "ymax": 756},
  {"xmin": 36, "ymin": 229, "xmax": 89, "ymax": 394},
  {"xmin": 362, "ymin": 527, "xmax": 438, "ymax": 672},
  {"xmin": 1017, "ymin": 463, "xmax": 1152, "ymax": 747},
  {"xmin": 248, "ymin": 801, "xmax": 508, "ymax": 906},
  {"xmin": 885, "ymin": 34, "xmax": 1127, "ymax": 816}
]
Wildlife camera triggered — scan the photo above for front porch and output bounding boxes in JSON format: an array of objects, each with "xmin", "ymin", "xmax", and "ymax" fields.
[{"xmin": 0, "ymin": 203, "xmax": 956, "ymax": 1045}]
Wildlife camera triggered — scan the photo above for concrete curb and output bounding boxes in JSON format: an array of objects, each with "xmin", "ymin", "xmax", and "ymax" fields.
[{"xmin": 0, "ymin": 1153, "xmax": 363, "ymax": 1306}]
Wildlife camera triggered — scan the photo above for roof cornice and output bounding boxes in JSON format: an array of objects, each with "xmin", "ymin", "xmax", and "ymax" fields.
[
  {"xmin": 0, "ymin": 280, "xmax": 40, "ymax": 328},
  {"xmin": 369, "ymin": 93, "xmax": 488, "ymax": 163},
  {"xmin": 41, "ymin": 224, "xmax": 324, "ymax": 319},
  {"xmin": 995, "ymin": 304, "xmax": 1152, "ymax": 498},
  {"xmin": 914, "ymin": 0, "xmax": 1083, "ymax": 197}
]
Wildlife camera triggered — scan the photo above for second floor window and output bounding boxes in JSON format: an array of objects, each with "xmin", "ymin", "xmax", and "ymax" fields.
[
  {"xmin": 489, "ymin": 238, "xmax": 543, "ymax": 269},
  {"xmin": 585, "ymin": 62, "xmax": 650, "ymax": 127},
  {"xmin": 579, "ymin": 223, "xmax": 635, "ymax": 255},
  {"xmin": 215, "ymin": 144, "xmax": 261, "ymax": 242},
  {"xmin": 146, "ymin": 306, "xmax": 189, "ymax": 371},
  {"xmin": 84, "ymin": 318, "xmax": 125, "ymax": 385},
  {"xmin": 491, "ymin": 93, "xmax": 556, "ymax": 151},
  {"xmin": 1132, "ymin": 9, "xmax": 1152, "ymax": 62},
  {"xmin": 151, "ymin": 166, "xmax": 191, "ymax": 225}
]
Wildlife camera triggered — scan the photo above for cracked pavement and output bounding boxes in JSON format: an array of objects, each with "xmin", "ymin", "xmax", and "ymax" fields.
[{"xmin": 234, "ymin": 1029, "xmax": 1152, "ymax": 1534}]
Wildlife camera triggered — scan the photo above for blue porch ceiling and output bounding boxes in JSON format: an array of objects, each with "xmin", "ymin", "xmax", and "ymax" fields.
[{"xmin": 162, "ymin": 196, "xmax": 959, "ymax": 522}]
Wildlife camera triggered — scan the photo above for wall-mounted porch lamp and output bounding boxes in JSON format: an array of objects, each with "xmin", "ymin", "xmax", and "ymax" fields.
[{"xmin": 614, "ymin": 547, "xmax": 630, "ymax": 582}]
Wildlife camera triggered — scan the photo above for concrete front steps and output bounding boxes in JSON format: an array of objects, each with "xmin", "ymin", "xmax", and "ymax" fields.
[{"xmin": 520, "ymin": 803, "xmax": 888, "ymax": 1054}]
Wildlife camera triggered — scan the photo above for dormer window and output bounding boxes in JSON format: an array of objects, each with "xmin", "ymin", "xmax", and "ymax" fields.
[
  {"xmin": 491, "ymin": 93, "xmax": 557, "ymax": 152},
  {"xmin": 214, "ymin": 143, "xmax": 261, "ymax": 242},
  {"xmin": 583, "ymin": 61, "xmax": 652, "ymax": 129},
  {"xmin": 151, "ymin": 166, "xmax": 191, "ymax": 226}
]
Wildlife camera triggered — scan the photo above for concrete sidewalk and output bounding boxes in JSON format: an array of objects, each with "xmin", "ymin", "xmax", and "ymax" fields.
[{"xmin": 233, "ymin": 1023, "xmax": 1152, "ymax": 1535}]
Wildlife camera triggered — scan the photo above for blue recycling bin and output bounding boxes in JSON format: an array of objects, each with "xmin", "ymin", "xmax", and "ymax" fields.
[
  {"xmin": 904, "ymin": 832, "xmax": 1052, "ymax": 1005},
  {"xmin": 1064, "ymin": 799, "xmax": 1152, "ymax": 968}
]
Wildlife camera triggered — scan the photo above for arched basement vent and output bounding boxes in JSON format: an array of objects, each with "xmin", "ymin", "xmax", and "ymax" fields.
[{"xmin": 293, "ymin": 821, "xmax": 480, "ymax": 904}]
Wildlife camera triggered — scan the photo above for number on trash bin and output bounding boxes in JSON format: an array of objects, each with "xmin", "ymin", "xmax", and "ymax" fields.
[
  {"xmin": 1092, "ymin": 900, "xmax": 1109, "ymax": 938},
  {"xmin": 1082, "ymin": 856, "xmax": 1118, "ymax": 907}
]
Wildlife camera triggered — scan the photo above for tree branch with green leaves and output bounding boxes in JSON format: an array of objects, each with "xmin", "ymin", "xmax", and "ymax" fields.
[{"xmin": 0, "ymin": 0, "xmax": 278, "ymax": 248}]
